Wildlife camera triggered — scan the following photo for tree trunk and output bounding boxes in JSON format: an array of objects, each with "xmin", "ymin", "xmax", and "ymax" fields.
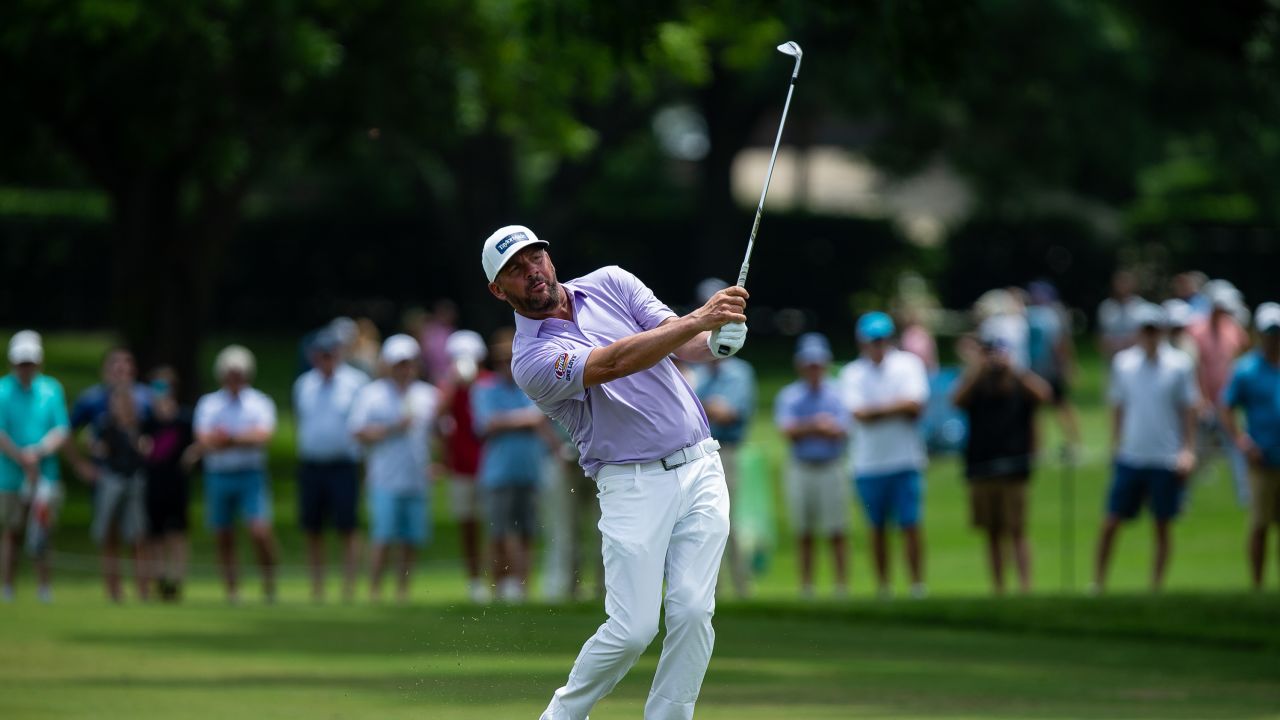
[{"xmin": 109, "ymin": 178, "xmax": 237, "ymax": 404}]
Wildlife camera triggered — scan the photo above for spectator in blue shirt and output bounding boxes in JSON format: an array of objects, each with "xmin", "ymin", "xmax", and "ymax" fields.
[
  {"xmin": 1223, "ymin": 302, "xmax": 1280, "ymax": 590},
  {"xmin": 774, "ymin": 333, "xmax": 851, "ymax": 598},
  {"xmin": 694, "ymin": 342, "xmax": 756, "ymax": 599},
  {"xmin": 472, "ymin": 328, "xmax": 548, "ymax": 603}
]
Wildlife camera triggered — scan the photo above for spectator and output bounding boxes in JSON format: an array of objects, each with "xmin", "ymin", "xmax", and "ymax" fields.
[
  {"xmin": 1222, "ymin": 303, "xmax": 1280, "ymax": 590},
  {"xmin": 1093, "ymin": 303, "xmax": 1198, "ymax": 593},
  {"xmin": 1163, "ymin": 299, "xmax": 1199, "ymax": 366},
  {"xmin": 0, "ymin": 332, "xmax": 69, "ymax": 603},
  {"xmin": 953, "ymin": 334, "xmax": 1051, "ymax": 595},
  {"xmin": 693, "ymin": 339, "xmax": 756, "ymax": 598},
  {"xmin": 975, "ymin": 289, "xmax": 1030, "ymax": 368},
  {"xmin": 141, "ymin": 367, "xmax": 198, "ymax": 602},
  {"xmin": 1189, "ymin": 284, "xmax": 1252, "ymax": 506},
  {"xmin": 194, "ymin": 345, "xmax": 280, "ymax": 604},
  {"xmin": 350, "ymin": 334, "xmax": 439, "ymax": 603},
  {"xmin": 64, "ymin": 347, "xmax": 151, "ymax": 487},
  {"xmin": 439, "ymin": 329, "xmax": 491, "ymax": 603},
  {"xmin": 898, "ymin": 306, "xmax": 940, "ymax": 375},
  {"xmin": 293, "ymin": 329, "xmax": 369, "ymax": 603},
  {"xmin": 1098, "ymin": 270, "xmax": 1146, "ymax": 360},
  {"xmin": 1026, "ymin": 281, "xmax": 1081, "ymax": 449},
  {"xmin": 538, "ymin": 421, "xmax": 603, "ymax": 601},
  {"xmin": 1172, "ymin": 272, "xmax": 1211, "ymax": 318},
  {"xmin": 348, "ymin": 318, "xmax": 382, "ymax": 377},
  {"xmin": 472, "ymin": 328, "xmax": 547, "ymax": 603},
  {"xmin": 91, "ymin": 386, "xmax": 150, "ymax": 602},
  {"xmin": 774, "ymin": 333, "xmax": 851, "ymax": 598},
  {"xmin": 419, "ymin": 299, "xmax": 459, "ymax": 385},
  {"xmin": 840, "ymin": 311, "xmax": 931, "ymax": 598}
]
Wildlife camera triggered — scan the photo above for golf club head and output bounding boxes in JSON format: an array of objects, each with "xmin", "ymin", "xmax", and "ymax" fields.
[{"xmin": 777, "ymin": 41, "xmax": 802, "ymax": 76}]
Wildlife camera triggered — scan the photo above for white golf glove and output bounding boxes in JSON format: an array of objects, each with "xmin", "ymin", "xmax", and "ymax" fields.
[{"xmin": 709, "ymin": 322, "xmax": 748, "ymax": 358}]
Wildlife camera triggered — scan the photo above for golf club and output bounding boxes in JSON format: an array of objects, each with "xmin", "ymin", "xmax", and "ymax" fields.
[{"xmin": 716, "ymin": 40, "xmax": 803, "ymax": 357}]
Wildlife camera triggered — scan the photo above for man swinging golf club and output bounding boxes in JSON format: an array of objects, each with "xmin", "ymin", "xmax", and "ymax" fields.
[{"xmin": 483, "ymin": 224, "xmax": 746, "ymax": 720}]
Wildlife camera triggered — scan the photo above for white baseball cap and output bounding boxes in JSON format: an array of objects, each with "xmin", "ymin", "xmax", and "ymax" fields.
[
  {"xmin": 1162, "ymin": 299, "xmax": 1193, "ymax": 329},
  {"xmin": 214, "ymin": 344, "xmax": 256, "ymax": 380},
  {"xmin": 8, "ymin": 330, "xmax": 43, "ymax": 365},
  {"xmin": 381, "ymin": 334, "xmax": 421, "ymax": 365},
  {"xmin": 482, "ymin": 225, "xmax": 549, "ymax": 282},
  {"xmin": 1132, "ymin": 302, "xmax": 1166, "ymax": 329},
  {"xmin": 445, "ymin": 330, "xmax": 487, "ymax": 362},
  {"xmin": 1256, "ymin": 302, "xmax": 1280, "ymax": 333}
]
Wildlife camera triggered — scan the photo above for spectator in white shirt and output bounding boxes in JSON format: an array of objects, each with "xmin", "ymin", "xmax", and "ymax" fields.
[
  {"xmin": 293, "ymin": 329, "xmax": 369, "ymax": 603},
  {"xmin": 839, "ymin": 311, "xmax": 931, "ymax": 599},
  {"xmin": 1097, "ymin": 270, "xmax": 1146, "ymax": 360},
  {"xmin": 1094, "ymin": 303, "xmax": 1199, "ymax": 593},
  {"xmin": 350, "ymin": 335, "xmax": 440, "ymax": 603},
  {"xmin": 193, "ymin": 345, "xmax": 279, "ymax": 604}
]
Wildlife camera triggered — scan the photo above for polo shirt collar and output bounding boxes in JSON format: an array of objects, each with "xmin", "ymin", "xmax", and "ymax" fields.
[{"xmin": 513, "ymin": 282, "xmax": 586, "ymax": 337}]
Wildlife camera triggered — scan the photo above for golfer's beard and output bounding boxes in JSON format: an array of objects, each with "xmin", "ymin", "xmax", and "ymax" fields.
[{"xmin": 515, "ymin": 281, "xmax": 560, "ymax": 315}]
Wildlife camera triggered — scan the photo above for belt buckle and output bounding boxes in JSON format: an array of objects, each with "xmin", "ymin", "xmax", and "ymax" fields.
[{"xmin": 661, "ymin": 448, "xmax": 688, "ymax": 471}]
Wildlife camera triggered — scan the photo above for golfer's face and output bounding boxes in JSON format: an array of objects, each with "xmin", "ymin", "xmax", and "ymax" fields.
[{"xmin": 492, "ymin": 247, "xmax": 560, "ymax": 315}]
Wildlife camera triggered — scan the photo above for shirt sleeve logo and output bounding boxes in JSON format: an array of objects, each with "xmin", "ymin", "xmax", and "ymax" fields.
[{"xmin": 553, "ymin": 352, "xmax": 578, "ymax": 382}]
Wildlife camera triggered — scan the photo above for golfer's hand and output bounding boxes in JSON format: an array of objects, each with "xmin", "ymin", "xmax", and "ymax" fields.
[
  {"xmin": 709, "ymin": 322, "xmax": 748, "ymax": 358},
  {"xmin": 693, "ymin": 287, "xmax": 748, "ymax": 332}
]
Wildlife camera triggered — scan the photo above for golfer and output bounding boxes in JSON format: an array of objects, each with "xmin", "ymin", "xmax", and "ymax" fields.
[{"xmin": 482, "ymin": 225, "xmax": 747, "ymax": 720}]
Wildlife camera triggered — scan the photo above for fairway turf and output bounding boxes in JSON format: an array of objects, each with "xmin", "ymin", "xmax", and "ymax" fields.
[{"xmin": 1, "ymin": 589, "xmax": 1278, "ymax": 719}]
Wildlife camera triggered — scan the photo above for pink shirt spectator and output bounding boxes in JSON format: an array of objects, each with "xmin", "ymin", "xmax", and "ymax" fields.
[
  {"xmin": 1188, "ymin": 316, "xmax": 1250, "ymax": 409},
  {"xmin": 899, "ymin": 323, "xmax": 939, "ymax": 374}
]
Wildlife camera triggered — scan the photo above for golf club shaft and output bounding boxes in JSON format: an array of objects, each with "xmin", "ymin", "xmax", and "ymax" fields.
[{"xmin": 717, "ymin": 70, "xmax": 798, "ymax": 357}]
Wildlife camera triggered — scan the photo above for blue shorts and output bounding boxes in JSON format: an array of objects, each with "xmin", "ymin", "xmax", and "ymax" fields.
[
  {"xmin": 369, "ymin": 488, "xmax": 429, "ymax": 546},
  {"xmin": 855, "ymin": 469, "xmax": 923, "ymax": 529},
  {"xmin": 205, "ymin": 469, "xmax": 272, "ymax": 531},
  {"xmin": 1108, "ymin": 462, "xmax": 1184, "ymax": 522}
]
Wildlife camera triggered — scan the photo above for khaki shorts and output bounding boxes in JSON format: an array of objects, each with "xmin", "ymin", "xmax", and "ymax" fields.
[
  {"xmin": 448, "ymin": 477, "xmax": 483, "ymax": 521},
  {"xmin": 1249, "ymin": 466, "xmax": 1280, "ymax": 529},
  {"xmin": 969, "ymin": 481, "xmax": 1028, "ymax": 535},
  {"xmin": 0, "ymin": 491, "xmax": 25, "ymax": 533},
  {"xmin": 785, "ymin": 458, "xmax": 851, "ymax": 535}
]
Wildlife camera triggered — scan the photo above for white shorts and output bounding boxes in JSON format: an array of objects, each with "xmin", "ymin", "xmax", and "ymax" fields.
[
  {"xmin": 785, "ymin": 458, "xmax": 851, "ymax": 535},
  {"xmin": 448, "ymin": 477, "xmax": 482, "ymax": 521}
]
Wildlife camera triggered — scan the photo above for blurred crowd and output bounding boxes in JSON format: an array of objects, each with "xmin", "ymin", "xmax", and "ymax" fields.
[{"xmin": 1, "ymin": 268, "xmax": 1278, "ymax": 604}]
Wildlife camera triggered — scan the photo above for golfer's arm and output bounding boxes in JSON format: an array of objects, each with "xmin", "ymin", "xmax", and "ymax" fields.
[
  {"xmin": 951, "ymin": 368, "xmax": 982, "ymax": 408},
  {"xmin": 0, "ymin": 430, "xmax": 22, "ymax": 462},
  {"xmin": 582, "ymin": 316, "xmax": 704, "ymax": 387}
]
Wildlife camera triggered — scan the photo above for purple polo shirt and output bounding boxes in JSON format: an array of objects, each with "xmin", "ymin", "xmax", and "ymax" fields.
[{"xmin": 512, "ymin": 266, "xmax": 710, "ymax": 477}]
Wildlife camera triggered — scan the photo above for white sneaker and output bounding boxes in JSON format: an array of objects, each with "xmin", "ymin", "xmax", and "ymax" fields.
[
  {"xmin": 1, "ymin": 585, "xmax": 13, "ymax": 603},
  {"xmin": 468, "ymin": 579, "xmax": 493, "ymax": 604},
  {"xmin": 498, "ymin": 578, "xmax": 524, "ymax": 603},
  {"xmin": 37, "ymin": 585, "xmax": 53, "ymax": 604},
  {"xmin": 910, "ymin": 583, "xmax": 928, "ymax": 600}
]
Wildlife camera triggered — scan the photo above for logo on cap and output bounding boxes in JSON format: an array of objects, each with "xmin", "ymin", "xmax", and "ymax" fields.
[{"xmin": 496, "ymin": 232, "xmax": 528, "ymax": 255}]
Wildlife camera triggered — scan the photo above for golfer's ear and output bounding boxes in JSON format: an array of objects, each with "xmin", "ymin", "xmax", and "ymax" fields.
[{"xmin": 488, "ymin": 282, "xmax": 506, "ymax": 301}]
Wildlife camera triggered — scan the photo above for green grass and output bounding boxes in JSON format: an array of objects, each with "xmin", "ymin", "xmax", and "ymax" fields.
[
  {"xmin": 1, "ymin": 589, "xmax": 1278, "ymax": 719},
  {"xmin": 3, "ymin": 330, "xmax": 1279, "ymax": 718}
]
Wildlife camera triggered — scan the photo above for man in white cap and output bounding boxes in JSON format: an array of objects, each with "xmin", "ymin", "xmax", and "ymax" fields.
[
  {"xmin": 349, "ymin": 334, "xmax": 439, "ymax": 603},
  {"xmin": 194, "ymin": 345, "xmax": 280, "ymax": 603},
  {"xmin": 0, "ymin": 332, "xmax": 69, "ymax": 602},
  {"xmin": 439, "ymin": 329, "xmax": 491, "ymax": 602},
  {"xmin": 1093, "ymin": 303, "xmax": 1198, "ymax": 593},
  {"xmin": 481, "ymin": 224, "xmax": 747, "ymax": 720},
  {"xmin": 1222, "ymin": 303, "xmax": 1280, "ymax": 589}
]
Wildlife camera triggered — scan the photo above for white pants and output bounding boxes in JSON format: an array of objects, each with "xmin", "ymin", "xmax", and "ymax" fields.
[{"xmin": 540, "ymin": 450, "xmax": 731, "ymax": 720}]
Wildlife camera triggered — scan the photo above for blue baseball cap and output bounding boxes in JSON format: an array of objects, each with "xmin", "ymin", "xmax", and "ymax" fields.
[
  {"xmin": 794, "ymin": 332, "xmax": 833, "ymax": 364},
  {"xmin": 856, "ymin": 311, "xmax": 895, "ymax": 342}
]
